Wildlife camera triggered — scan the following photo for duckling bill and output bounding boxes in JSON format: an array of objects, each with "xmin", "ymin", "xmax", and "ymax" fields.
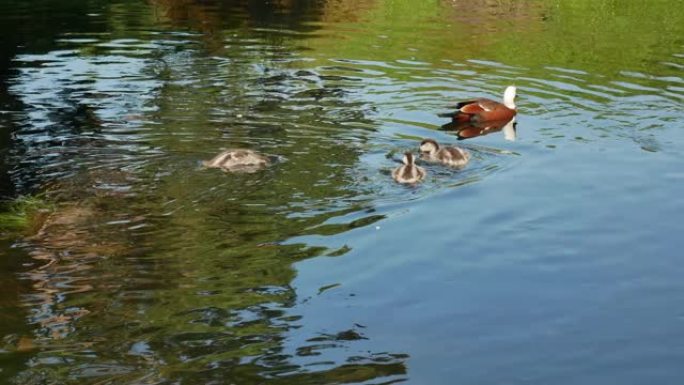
[{"xmin": 392, "ymin": 152, "xmax": 426, "ymax": 184}]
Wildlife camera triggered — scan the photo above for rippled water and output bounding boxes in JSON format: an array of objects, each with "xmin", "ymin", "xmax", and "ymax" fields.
[{"xmin": 1, "ymin": 0, "xmax": 683, "ymax": 384}]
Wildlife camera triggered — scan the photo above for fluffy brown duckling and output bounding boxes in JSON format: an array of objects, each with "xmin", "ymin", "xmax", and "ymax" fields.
[
  {"xmin": 203, "ymin": 149, "xmax": 271, "ymax": 173},
  {"xmin": 419, "ymin": 139, "xmax": 470, "ymax": 167},
  {"xmin": 392, "ymin": 152, "xmax": 426, "ymax": 184}
]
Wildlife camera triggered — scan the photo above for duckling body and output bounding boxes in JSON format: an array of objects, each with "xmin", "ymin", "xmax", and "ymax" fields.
[
  {"xmin": 445, "ymin": 86, "xmax": 517, "ymax": 123},
  {"xmin": 203, "ymin": 149, "xmax": 270, "ymax": 172},
  {"xmin": 392, "ymin": 152, "xmax": 426, "ymax": 184},
  {"xmin": 420, "ymin": 139, "xmax": 470, "ymax": 167}
]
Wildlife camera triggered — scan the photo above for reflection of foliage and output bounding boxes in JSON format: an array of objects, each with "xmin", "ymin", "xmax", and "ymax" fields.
[
  {"xmin": 307, "ymin": 0, "xmax": 683, "ymax": 77},
  {"xmin": 6, "ymin": 0, "xmax": 681, "ymax": 383},
  {"xmin": 7, "ymin": 0, "xmax": 403, "ymax": 378},
  {"xmin": 491, "ymin": 1, "xmax": 684, "ymax": 75},
  {"xmin": 319, "ymin": 0, "xmax": 377, "ymax": 23},
  {"xmin": 0, "ymin": 195, "xmax": 52, "ymax": 235},
  {"xmin": 10, "ymin": 187, "xmax": 402, "ymax": 383},
  {"xmin": 147, "ymin": 0, "xmax": 368, "ymax": 52}
]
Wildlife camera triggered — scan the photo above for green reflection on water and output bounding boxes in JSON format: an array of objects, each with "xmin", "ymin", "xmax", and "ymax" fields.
[{"xmin": 307, "ymin": 0, "xmax": 683, "ymax": 75}]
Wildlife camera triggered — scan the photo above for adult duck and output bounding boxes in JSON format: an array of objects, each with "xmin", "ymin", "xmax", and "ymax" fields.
[{"xmin": 443, "ymin": 86, "xmax": 517, "ymax": 123}]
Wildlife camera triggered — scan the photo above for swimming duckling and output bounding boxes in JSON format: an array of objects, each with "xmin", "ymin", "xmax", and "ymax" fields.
[
  {"xmin": 392, "ymin": 152, "xmax": 426, "ymax": 184},
  {"xmin": 203, "ymin": 149, "xmax": 271, "ymax": 173},
  {"xmin": 419, "ymin": 139, "xmax": 470, "ymax": 167}
]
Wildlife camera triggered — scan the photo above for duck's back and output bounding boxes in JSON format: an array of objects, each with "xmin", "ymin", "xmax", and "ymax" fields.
[
  {"xmin": 204, "ymin": 149, "xmax": 270, "ymax": 170},
  {"xmin": 392, "ymin": 164, "xmax": 425, "ymax": 184},
  {"xmin": 439, "ymin": 147, "xmax": 470, "ymax": 166},
  {"xmin": 452, "ymin": 98, "xmax": 516, "ymax": 122}
]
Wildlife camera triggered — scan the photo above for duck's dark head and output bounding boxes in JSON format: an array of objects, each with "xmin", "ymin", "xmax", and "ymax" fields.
[{"xmin": 402, "ymin": 152, "xmax": 416, "ymax": 165}]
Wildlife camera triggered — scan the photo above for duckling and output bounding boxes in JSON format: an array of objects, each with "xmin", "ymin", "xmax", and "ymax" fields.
[
  {"xmin": 419, "ymin": 139, "xmax": 470, "ymax": 167},
  {"xmin": 202, "ymin": 149, "xmax": 271, "ymax": 173},
  {"xmin": 392, "ymin": 152, "xmax": 426, "ymax": 184}
]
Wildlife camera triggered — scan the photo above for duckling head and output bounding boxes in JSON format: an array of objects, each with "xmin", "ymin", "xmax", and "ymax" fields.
[
  {"xmin": 402, "ymin": 152, "xmax": 416, "ymax": 165},
  {"xmin": 503, "ymin": 85, "xmax": 517, "ymax": 109},
  {"xmin": 419, "ymin": 139, "xmax": 440, "ymax": 155}
]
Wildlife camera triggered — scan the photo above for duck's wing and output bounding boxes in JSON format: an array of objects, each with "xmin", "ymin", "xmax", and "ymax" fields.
[
  {"xmin": 439, "ymin": 98, "xmax": 500, "ymax": 121},
  {"xmin": 462, "ymin": 98, "xmax": 502, "ymax": 112},
  {"xmin": 416, "ymin": 166, "xmax": 426, "ymax": 181},
  {"xmin": 439, "ymin": 100, "xmax": 478, "ymax": 117},
  {"xmin": 391, "ymin": 165, "xmax": 402, "ymax": 180},
  {"xmin": 444, "ymin": 98, "xmax": 497, "ymax": 111},
  {"xmin": 452, "ymin": 100, "xmax": 479, "ymax": 109}
]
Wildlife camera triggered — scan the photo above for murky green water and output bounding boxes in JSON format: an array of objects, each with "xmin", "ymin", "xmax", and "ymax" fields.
[{"xmin": 1, "ymin": 0, "xmax": 683, "ymax": 383}]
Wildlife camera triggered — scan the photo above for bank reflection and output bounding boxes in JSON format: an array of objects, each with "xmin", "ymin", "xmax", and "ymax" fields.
[{"xmin": 4, "ymin": 0, "xmax": 407, "ymax": 383}]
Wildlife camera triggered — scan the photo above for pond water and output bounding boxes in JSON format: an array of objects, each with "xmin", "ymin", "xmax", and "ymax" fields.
[{"xmin": 1, "ymin": 0, "xmax": 683, "ymax": 384}]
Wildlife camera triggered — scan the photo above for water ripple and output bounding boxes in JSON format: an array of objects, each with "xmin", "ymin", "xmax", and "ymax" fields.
[{"xmin": 2, "ymin": 1, "xmax": 684, "ymax": 384}]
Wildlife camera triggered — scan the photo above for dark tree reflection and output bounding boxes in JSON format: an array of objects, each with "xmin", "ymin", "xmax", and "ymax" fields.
[{"xmin": 2, "ymin": 0, "xmax": 407, "ymax": 384}]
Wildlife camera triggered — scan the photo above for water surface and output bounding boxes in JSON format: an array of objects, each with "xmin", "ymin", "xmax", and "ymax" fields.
[{"xmin": 1, "ymin": 1, "xmax": 683, "ymax": 384}]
